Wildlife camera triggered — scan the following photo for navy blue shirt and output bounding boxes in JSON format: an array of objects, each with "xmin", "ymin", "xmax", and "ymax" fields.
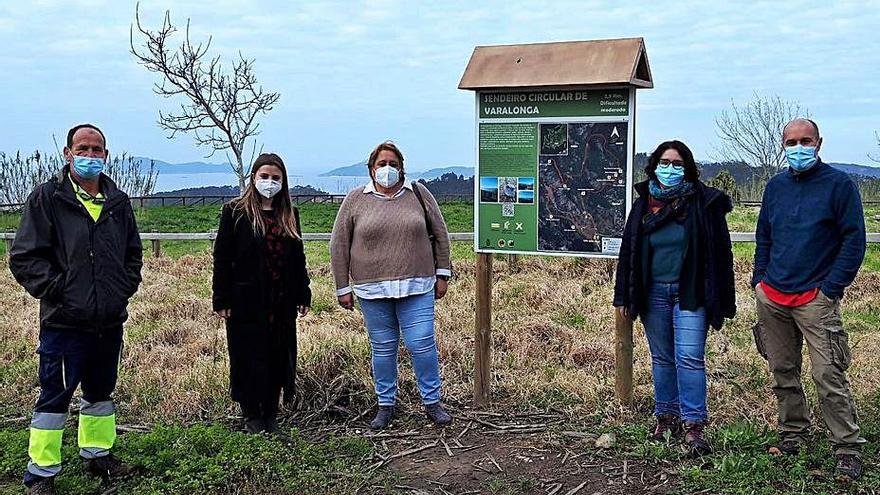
[{"xmin": 752, "ymin": 161, "xmax": 866, "ymax": 298}]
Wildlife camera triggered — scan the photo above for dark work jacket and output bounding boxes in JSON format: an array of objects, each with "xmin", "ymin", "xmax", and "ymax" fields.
[
  {"xmin": 212, "ymin": 203, "xmax": 312, "ymax": 404},
  {"xmin": 9, "ymin": 169, "xmax": 143, "ymax": 332},
  {"xmin": 613, "ymin": 181, "xmax": 736, "ymax": 330}
]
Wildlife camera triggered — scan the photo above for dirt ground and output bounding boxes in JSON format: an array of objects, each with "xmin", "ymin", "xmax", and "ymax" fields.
[{"xmin": 302, "ymin": 407, "xmax": 677, "ymax": 495}]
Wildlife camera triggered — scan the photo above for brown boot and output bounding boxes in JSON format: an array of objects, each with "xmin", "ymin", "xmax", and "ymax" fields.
[
  {"xmin": 683, "ymin": 421, "xmax": 712, "ymax": 457},
  {"xmin": 649, "ymin": 413, "xmax": 682, "ymax": 441},
  {"xmin": 83, "ymin": 453, "xmax": 138, "ymax": 479},
  {"xmin": 27, "ymin": 477, "xmax": 56, "ymax": 495}
]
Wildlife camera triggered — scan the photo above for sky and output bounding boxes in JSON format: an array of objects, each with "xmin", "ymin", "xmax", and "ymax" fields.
[{"xmin": 1, "ymin": 0, "xmax": 878, "ymax": 175}]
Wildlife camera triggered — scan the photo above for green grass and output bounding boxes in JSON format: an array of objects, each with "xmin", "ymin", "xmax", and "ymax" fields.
[
  {"xmin": 608, "ymin": 420, "xmax": 880, "ymax": 495},
  {"xmin": 0, "ymin": 424, "xmax": 378, "ymax": 494}
]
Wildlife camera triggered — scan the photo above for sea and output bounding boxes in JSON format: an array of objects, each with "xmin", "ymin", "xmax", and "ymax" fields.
[{"xmin": 154, "ymin": 173, "xmax": 368, "ymax": 194}]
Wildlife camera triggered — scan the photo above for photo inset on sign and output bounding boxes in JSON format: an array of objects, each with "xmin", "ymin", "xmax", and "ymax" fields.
[
  {"xmin": 480, "ymin": 177, "xmax": 498, "ymax": 203},
  {"xmin": 540, "ymin": 123, "xmax": 569, "ymax": 155},
  {"xmin": 518, "ymin": 177, "xmax": 535, "ymax": 204},
  {"xmin": 499, "ymin": 177, "xmax": 518, "ymax": 203}
]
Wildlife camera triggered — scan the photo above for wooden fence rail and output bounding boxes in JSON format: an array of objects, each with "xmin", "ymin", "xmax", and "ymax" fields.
[{"xmin": 4, "ymin": 232, "xmax": 880, "ymax": 258}]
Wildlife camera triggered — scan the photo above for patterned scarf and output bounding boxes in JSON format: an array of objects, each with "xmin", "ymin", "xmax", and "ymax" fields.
[{"xmin": 648, "ymin": 179, "xmax": 694, "ymax": 200}]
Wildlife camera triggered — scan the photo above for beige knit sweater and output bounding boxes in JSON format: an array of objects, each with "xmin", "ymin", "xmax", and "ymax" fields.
[{"xmin": 330, "ymin": 183, "xmax": 451, "ymax": 291}]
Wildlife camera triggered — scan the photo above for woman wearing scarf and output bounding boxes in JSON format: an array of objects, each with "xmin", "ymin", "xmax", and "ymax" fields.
[{"xmin": 613, "ymin": 140, "xmax": 736, "ymax": 456}]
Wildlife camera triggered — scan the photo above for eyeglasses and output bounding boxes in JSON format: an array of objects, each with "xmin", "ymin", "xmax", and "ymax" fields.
[
  {"xmin": 658, "ymin": 159, "xmax": 685, "ymax": 167},
  {"xmin": 376, "ymin": 160, "xmax": 400, "ymax": 168}
]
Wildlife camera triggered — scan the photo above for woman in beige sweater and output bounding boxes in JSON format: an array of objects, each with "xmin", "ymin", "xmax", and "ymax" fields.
[{"xmin": 330, "ymin": 141, "xmax": 452, "ymax": 430}]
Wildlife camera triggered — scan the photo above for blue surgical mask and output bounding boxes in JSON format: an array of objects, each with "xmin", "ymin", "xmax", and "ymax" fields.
[
  {"xmin": 655, "ymin": 164, "xmax": 685, "ymax": 187},
  {"xmin": 785, "ymin": 144, "xmax": 818, "ymax": 172},
  {"xmin": 72, "ymin": 156, "xmax": 104, "ymax": 179}
]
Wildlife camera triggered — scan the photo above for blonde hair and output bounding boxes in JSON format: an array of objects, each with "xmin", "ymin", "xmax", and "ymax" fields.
[{"xmin": 233, "ymin": 153, "xmax": 300, "ymax": 239}]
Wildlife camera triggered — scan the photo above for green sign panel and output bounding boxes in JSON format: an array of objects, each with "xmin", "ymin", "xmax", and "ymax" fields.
[
  {"xmin": 479, "ymin": 89, "xmax": 629, "ymax": 119},
  {"xmin": 475, "ymin": 89, "xmax": 633, "ymax": 257}
]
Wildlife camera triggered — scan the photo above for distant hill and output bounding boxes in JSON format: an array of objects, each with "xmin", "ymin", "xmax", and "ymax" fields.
[
  {"xmin": 150, "ymin": 184, "xmax": 328, "ymax": 197},
  {"xmin": 829, "ymin": 162, "xmax": 880, "ymax": 178},
  {"xmin": 319, "ymin": 161, "xmax": 368, "ymax": 177},
  {"xmin": 320, "ymin": 161, "xmax": 474, "ymax": 179}
]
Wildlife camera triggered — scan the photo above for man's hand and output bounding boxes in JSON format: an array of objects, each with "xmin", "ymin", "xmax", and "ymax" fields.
[
  {"xmin": 297, "ymin": 305, "xmax": 310, "ymax": 317},
  {"xmin": 615, "ymin": 305, "xmax": 629, "ymax": 319},
  {"xmin": 337, "ymin": 293, "xmax": 354, "ymax": 310},
  {"xmin": 435, "ymin": 278, "xmax": 448, "ymax": 300},
  {"xmin": 216, "ymin": 309, "xmax": 231, "ymax": 319}
]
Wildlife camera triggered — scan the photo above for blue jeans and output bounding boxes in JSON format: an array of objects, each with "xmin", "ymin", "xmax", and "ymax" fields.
[
  {"xmin": 642, "ymin": 283, "xmax": 708, "ymax": 422},
  {"xmin": 358, "ymin": 291, "xmax": 442, "ymax": 406}
]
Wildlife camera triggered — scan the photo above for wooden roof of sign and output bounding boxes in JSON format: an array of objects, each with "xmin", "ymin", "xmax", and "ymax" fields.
[{"xmin": 458, "ymin": 38, "xmax": 653, "ymax": 90}]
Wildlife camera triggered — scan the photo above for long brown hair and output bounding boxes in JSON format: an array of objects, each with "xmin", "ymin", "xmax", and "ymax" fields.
[{"xmin": 233, "ymin": 153, "xmax": 300, "ymax": 239}]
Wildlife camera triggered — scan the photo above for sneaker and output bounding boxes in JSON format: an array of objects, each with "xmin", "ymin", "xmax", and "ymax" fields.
[
  {"xmin": 27, "ymin": 477, "xmax": 56, "ymax": 495},
  {"xmin": 683, "ymin": 421, "xmax": 712, "ymax": 457},
  {"xmin": 650, "ymin": 413, "xmax": 682, "ymax": 442},
  {"xmin": 370, "ymin": 405, "xmax": 395, "ymax": 430},
  {"xmin": 83, "ymin": 453, "xmax": 138, "ymax": 479},
  {"xmin": 425, "ymin": 403, "xmax": 452, "ymax": 426},
  {"xmin": 768, "ymin": 439, "xmax": 801, "ymax": 456},
  {"xmin": 835, "ymin": 453, "xmax": 862, "ymax": 481}
]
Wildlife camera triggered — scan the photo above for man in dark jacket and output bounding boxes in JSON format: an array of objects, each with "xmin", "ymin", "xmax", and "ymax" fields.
[
  {"xmin": 752, "ymin": 119, "xmax": 866, "ymax": 481},
  {"xmin": 9, "ymin": 124, "xmax": 143, "ymax": 494}
]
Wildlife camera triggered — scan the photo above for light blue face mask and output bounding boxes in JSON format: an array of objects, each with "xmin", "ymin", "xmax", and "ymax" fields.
[
  {"xmin": 655, "ymin": 164, "xmax": 685, "ymax": 187},
  {"xmin": 72, "ymin": 156, "xmax": 104, "ymax": 179},
  {"xmin": 785, "ymin": 144, "xmax": 818, "ymax": 172}
]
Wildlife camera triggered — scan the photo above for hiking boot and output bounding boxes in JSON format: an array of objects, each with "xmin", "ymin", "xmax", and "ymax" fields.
[
  {"xmin": 649, "ymin": 413, "xmax": 682, "ymax": 442},
  {"xmin": 769, "ymin": 439, "xmax": 802, "ymax": 456},
  {"xmin": 835, "ymin": 453, "xmax": 862, "ymax": 481},
  {"xmin": 27, "ymin": 477, "xmax": 56, "ymax": 495},
  {"xmin": 683, "ymin": 421, "xmax": 712, "ymax": 457},
  {"xmin": 425, "ymin": 403, "xmax": 452, "ymax": 426},
  {"xmin": 264, "ymin": 416, "xmax": 294, "ymax": 444},
  {"xmin": 83, "ymin": 454, "xmax": 138, "ymax": 479},
  {"xmin": 370, "ymin": 405, "xmax": 395, "ymax": 430}
]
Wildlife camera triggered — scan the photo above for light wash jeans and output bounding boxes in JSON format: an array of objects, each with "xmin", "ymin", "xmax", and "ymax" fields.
[
  {"xmin": 642, "ymin": 282, "xmax": 709, "ymax": 422},
  {"xmin": 358, "ymin": 291, "xmax": 442, "ymax": 405}
]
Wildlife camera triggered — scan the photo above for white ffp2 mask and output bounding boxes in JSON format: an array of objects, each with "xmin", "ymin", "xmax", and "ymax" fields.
[
  {"xmin": 255, "ymin": 179, "xmax": 282, "ymax": 199},
  {"xmin": 374, "ymin": 166, "xmax": 400, "ymax": 188}
]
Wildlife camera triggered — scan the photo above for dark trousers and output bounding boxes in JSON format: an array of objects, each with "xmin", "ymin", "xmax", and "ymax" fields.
[
  {"xmin": 25, "ymin": 327, "xmax": 123, "ymax": 485},
  {"xmin": 35, "ymin": 327, "xmax": 123, "ymax": 414}
]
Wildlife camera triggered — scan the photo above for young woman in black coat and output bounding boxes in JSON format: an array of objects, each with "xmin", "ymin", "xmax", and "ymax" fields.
[
  {"xmin": 613, "ymin": 140, "xmax": 735, "ymax": 457},
  {"xmin": 212, "ymin": 153, "xmax": 311, "ymax": 436}
]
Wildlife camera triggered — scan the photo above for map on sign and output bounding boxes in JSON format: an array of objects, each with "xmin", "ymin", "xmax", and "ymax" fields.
[
  {"xmin": 537, "ymin": 122, "xmax": 627, "ymax": 253},
  {"xmin": 475, "ymin": 89, "xmax": 633, "ymax": 257}
]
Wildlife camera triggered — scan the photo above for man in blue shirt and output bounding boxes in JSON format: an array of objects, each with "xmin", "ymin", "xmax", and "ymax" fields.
[{"xmin": 752, "ymin": 119, "xmax": 866, "ymax": 481}]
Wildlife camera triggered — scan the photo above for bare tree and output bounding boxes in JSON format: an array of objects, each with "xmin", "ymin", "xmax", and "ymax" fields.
[
  {"xmin": 714, "ymin": 93, "xmax": 809, "ymax": 179},
  {"xmin": 130, "ymin": 4, "xmax": 279, "ymax": 190},
  {"xmin": 0, "ymin": 151, "xmax": 158, "ymax": 206},
  {"xmin": 870, "ymin": 131, "xmax": 880, "ymax": 164}
]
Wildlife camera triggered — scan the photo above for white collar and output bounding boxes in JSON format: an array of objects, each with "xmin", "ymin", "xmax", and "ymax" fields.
[{"xmin": 363, "ymin": 180, "xmax": 413, "ymax": 195}]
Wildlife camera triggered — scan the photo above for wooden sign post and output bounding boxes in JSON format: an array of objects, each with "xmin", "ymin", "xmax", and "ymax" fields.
[{"xmin": 459, "ymin": 38, "xmax": 653, "ymax": 407}]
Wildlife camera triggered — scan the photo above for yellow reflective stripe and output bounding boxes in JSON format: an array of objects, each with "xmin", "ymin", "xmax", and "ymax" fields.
[
  {"xmin": 29, "ymin": 427, "xmax": 63, "ymax": 467},
  {"xmin": 78, "ymin": 414, "xmax": 116, "ymax": 450}
]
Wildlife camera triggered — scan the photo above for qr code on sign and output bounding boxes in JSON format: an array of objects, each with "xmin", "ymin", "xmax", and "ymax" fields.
[{"xmin": 501, "ymin": 202, "xmax": 514, "ymax": 217}]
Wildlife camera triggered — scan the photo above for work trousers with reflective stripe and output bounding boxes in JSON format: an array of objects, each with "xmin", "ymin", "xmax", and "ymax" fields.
[{"xmin": 25, "ymin": 327, "xmax": 122, "ymax": 484}]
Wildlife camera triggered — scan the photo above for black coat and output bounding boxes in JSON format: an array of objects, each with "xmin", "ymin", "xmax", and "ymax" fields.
[
  {"xmin": 613, "ymin": 181, "xmax": 736, "ymax": 330},
  {"xmin": 9, "ymin": 169, "xmax": 143, "ymax": 332},
  {"xmin": 212, "ymin": 203, "xmax": 311, "ymax": 404}
]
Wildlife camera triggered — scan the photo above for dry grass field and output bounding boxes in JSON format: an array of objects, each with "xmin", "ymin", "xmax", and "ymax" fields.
[{"xmin": 0, "ymin": 202, "xmax": 880, "ymax": 494}]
